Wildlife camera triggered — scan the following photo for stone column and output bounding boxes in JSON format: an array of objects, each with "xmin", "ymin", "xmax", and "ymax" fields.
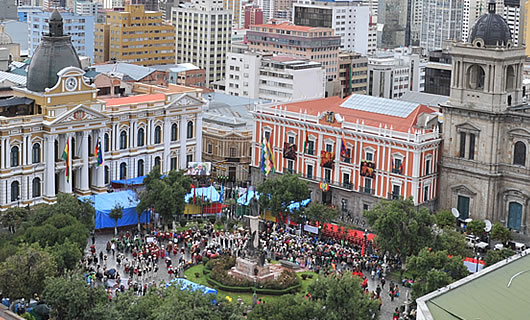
[
  {"xmin": 63, "ymin": 134, "xmax": 72, "ymax": 193},
  {"xmin": 44, "ymin": 134, "xmax": 56, "ymax": 199},
  {"xmin": 163, "ymin": 117, "xmax": 171, "ymax": 172},
  {"xmin": 179, "ymin": 116, "xmax": 187, "ymax": 169},
  {"xmin": 195, "ymin": 113, "xmax": 203, "ymax": 162},
  {"xmin": 5, "ymin": 138, "xmax": 10, "ymax": 168},
  {"xmin": 80, "ymin": 131, "xmax": 90, "ymax": 192},
  {"xmin": 0, "ymin": 137, "xmax": 5, "ymax": 169}
]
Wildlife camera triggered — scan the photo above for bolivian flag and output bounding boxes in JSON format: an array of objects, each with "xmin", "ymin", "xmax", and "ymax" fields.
[
  {"xmin": 95, "ymin": 138, "xmax": 103, "ymax": 166},
  {"xmin": 62, "ymin": 139, "xmax": 70, "ymax": 182}
]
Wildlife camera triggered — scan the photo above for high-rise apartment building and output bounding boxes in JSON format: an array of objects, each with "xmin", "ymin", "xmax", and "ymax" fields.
[
  {"xmin": 28, "ymin": 11, "xmax": 95, "ymax": 60},
  {"xmin": 377, "ymin": 0, "xmax": 412, "ymax": 48},
  {"xmin": 462, "ymin": 0, "xmax": 488, "ymax": 41},
  {"xmin": 256, "ymin": 0, "xmax": 275, "ymax": 21},
  {"xmin": 94, "ymin": 5, "xmax": 175, "ymax": 66},
  {"xmin": 131, "ymin": 0, "xmax": 158, "ymax": 11},
  {"xmin": 338, "ymin": 51, "xmax": 368, "ymax": 98},
  {"xmin": 420, "ymin": 0, "xmax": 464, "ymax": 52},
  {"xmin": 501, "ymin": 0, "xmax": 523, "ymax": 46},
  {"xmin": 171, "ymin": 0, "xmax": 232, "ymax": 85},
  {"xmin": 225, "ymin": 0, "xmax": 243, "ymax": 27},
  {"xmin": 293, "ymin": 0, "xmax": 376, "ymax": 55},
  {"xmin": 244, "ymin": 5, "xmax": 264, "ymax": 28},
  {"xmin": 103, "ymin": 0, "xmax": 124, "ymax": 9},
  {"xmin": 247, "ymin": 22, "xmax": 340, "ymax": 81},
  {"xmin": 75, "ymin": 0, "xmax": 103, "ymax": 16}
]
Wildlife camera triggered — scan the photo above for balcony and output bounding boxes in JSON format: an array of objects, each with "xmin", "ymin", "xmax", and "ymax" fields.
[
  {"xmin": 391, "ymin": 168, "xmax": 403, "ymax": 174},
  {"xmin": 342, "ymin": 157, "xmax": 351, "ymax": 164},
  {"xmin": 363, "ymin": 187, "xmax": 375, "ymax": 194},
  {"xmin": 342, "ymin": 182, "xmax": 353, "ymax": 190},
  {"xmin": 306, "ymin": 149, "xmax": 315, "ymax": 156},
  {"xmin": 388, "ymin": 192, "xmax": 401, "ymax": 200}
]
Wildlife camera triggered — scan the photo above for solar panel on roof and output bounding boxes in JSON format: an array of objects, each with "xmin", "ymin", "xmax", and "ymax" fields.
[{"xmin": 340, "ymin": 94, "xmax": 419, "ymax": 118}]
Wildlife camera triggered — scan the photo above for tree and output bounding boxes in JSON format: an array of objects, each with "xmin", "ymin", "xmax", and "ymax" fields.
[
  {"xmin": 0, "ymin": 207, "xmax": 28, "ymax": 234},
  {"xmin": 484, "ymin": 248, "xmax": 515, "ymax": 266},
  {"xmin": 0, "ymin": 244, "xmax": 57, "ymax": 300},
  {"xmin": 137, "ymin": 167, "xmax": 191, "ymax": 226},
  {"xmin": 109, "ymin": 204, "xmax": 124, "ymax": 235},
  {"xmin": 434, "ymin": 210, "xmax": 456, "ymax": 229},
  {"xmin": 43, "ymin": 275, "xmax": 107, "ymax": 320},
  {"xmin": 303, "ymin": 203, "xmax": 339, "ymax": 224},
  {"xmin": 364, "ymin": 198, "xmax": 434, "ymax": 263},
  {"xmin": 248, "ymin": 294, "xmax": 324, "ymax": 320},
  {"xmin": 47, "ymin": 239, "xmax": 83, "ymax": 274},
  {"xmin": 491, "ymin": 222, "xmax": 511, "ymax": 245},
  {"xmin": 257, "ymin": 173, "xmax": 310, "ymax": 222},
  {"xmin": 433, "ymin": 228, "xmax": 473, "ymax": 258},
  {"xmin": 466, "ymin": 220, "xmax": 486, "ymax": 237},
  {"xmin": 406, "ymin": 247, "xmax": 469, "ymax": 300}
]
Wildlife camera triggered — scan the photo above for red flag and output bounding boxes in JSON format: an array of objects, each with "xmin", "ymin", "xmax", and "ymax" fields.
[{"xmin": 361, "ymin": 241, "xmax": 365, "ymax": 256}]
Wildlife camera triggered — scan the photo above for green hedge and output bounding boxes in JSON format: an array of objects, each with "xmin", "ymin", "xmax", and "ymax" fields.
[{"xmin": 205, "ymin": 274, "xmax": 301, "ymax": 295}]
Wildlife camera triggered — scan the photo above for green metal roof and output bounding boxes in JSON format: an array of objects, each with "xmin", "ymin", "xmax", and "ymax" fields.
[{"xmin": 424, "ymin": 253, "xmax": 530, "ymax": 320}]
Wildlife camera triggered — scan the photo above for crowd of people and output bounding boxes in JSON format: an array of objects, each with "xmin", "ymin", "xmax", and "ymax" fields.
[{"xmin": 80, "ymin": 220, "xmax": 414, "ymax": 318}]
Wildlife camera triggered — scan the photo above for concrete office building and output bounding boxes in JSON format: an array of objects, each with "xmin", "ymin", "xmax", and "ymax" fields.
[
  {"xmin": 368, "ymin": 49, "xmax": 424, "ymax": 99},
  {"xmin": 424, "ymin": 48, "xmax": 452, "ymax": 96},
  {"xmin": 224, "ymin": 51, "xmax": 325, "ymax": 102},
  {"xmin": 75, "ymin": 0, "xmax": 103, "ymax": 16},
  {"xmin": 420, "ymin": 0, "xmax": 464, "ymax": 52},
  {"xmin": 462, "ymin": 0, "xmax": 488, "ymax": 41},
  {"xmin": 293, "ymin": 0, "xmax": 376, "ymax": 55},
  {"xmin": 171, "ymin": 0, "xmax": 232, "ymax": 85},
  {"xmin": 28, "ymin": 11, "xmax": 95, "ymax": 61},
  {"xmin": 338, "ymin": 51, "xmax": 368, "ymax": 98},
  {"xmin": 94, "ymin": 5, "xmax": 175, "ymax": 67},
  {"xmin": 17, "ymin": 6, "xmax": 43, "ymax": 22},
  {"xmin": 501, "ymin": 0, "xmax": 523, "ymax": 46},
  {"xmin": 377, "ymin": 0, "xmax": 412, "ymax": 48}
]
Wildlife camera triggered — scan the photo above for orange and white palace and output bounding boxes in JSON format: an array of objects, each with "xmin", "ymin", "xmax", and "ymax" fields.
[{"xmin": 250, "ymin": 94, "xmax": 442, "ymax": 215}]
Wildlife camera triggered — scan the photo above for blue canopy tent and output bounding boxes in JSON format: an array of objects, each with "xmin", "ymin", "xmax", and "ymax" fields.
[
  {"xmin": 111, "ymin": 175, "xmax": 146, "ymax": 186},
  {"xmin": 184, "ymin": 186, "xmax": 221, "ymax": 203},
  {"xmin": 237, "ymin": 190, "xmax": 259, "ymax": 206},
  {"xmin": 166, "ymin": 278, "xmax": 217, "ymax": 303},
  {"xmin": 287, "ymin": 198, "xmax": 311, "ymax": 212},
  {"xmin": 80, "ymin": 190, "xmax": 150, "ymax": 230}
]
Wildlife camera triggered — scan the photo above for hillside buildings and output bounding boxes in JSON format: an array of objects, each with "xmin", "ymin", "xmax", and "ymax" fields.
[{"xmin": 94, "ymin": 5, "xmax": 175, "ymax": 67}]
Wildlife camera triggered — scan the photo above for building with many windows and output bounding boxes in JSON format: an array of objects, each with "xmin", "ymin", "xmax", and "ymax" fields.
[
  {"xmin": 171, "ymin": 0, "xmax": 232, "ymax": 85},
  {"xmin": 293, "ymin": 0, "xmax": 376, "ymax": 55},
  {"xmin": 250, "ymin": 94, "xmax": 441, "ymax": 214},
  {"xmin": 94, "ymin": 5, "xmax": 175, "ymax": 67},
  {"xmin": 420, "ymin": 0, "xmax": 464, "ymax": 52},
  {"xmin": 439, "ymin": 2, "xmax": 530, "ymax": 232},
  {"xmin": 224, "ymin": 51, "xmax": 325, "ymax": 102},
  {"xmin": 28, "ymin": 11, "xmax": 95, "ymax": 61},
  {"xmin": 338, "ymin": 51, "xmax": 368, "ymax": 98},
  {"xmin": 0, "ymin": 11, "xmax": 204, "ymax": 209}
]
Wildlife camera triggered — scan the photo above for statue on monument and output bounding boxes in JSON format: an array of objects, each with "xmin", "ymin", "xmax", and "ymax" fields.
[{"xmin": 249, "ymin": 196, "xmax": 259, "ymax": 217}]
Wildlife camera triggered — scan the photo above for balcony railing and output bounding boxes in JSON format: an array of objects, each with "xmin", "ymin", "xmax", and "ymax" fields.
[
  {"xmin": 388, "ymin": 192, "xmax": 401, "ymax": 200},
  {"xmin": 299, "ymin": 174, "xmax": 354, "ymax": 191},
  {"xmin": 306, "ymin": 149, "xmax": 315, "ymax": 156},
  {"xmin": 363, "ymin": 187, "xmax": 375, "ymax": 194}
]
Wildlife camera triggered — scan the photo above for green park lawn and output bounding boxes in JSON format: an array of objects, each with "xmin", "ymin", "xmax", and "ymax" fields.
[{"xmin": 183, "ymin": 263, "xmax": 318, "ymax": 306}]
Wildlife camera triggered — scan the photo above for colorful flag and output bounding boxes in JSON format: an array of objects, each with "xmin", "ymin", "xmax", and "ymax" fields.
[
  {"xmin": 62, "ymin": 139, "xmax": 70, "ymax": 182},
  {"xmin": 340, "ymin": 133, "xmax": 349, "ymax": 160},
  {"xmin": 303, "ymin": 130, "xmax": 308, "ymax": 153},
  {"xmin": 261, "ymin": 135, "xmax": 276, "ymax": 176},
  {"xmin": 95, "ymin": 138, "xmax": 103, "ymax": 166}
]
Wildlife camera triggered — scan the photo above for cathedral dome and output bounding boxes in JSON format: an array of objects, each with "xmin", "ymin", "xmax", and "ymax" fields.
[
  {"xmin": 26, "ymin": 10, "xmax": 81, "ymax": 92},
  {"xmin": 0, "ymin": 24, "xmax": 13, "ymax": 45},
  {"xmin": 469, "ymin": 0, "xmax": 512, "ymax": 47}
]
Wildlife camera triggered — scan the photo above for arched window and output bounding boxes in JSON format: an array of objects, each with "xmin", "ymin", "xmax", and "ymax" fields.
[
  {"xmin": 138, "ymin": 159, "xmax": 144, "ymax": 177},
  {"xmin": 104, "ymin": 165, "xmax": 110, "ymax": 184},
  {"xmin": 120, "ymin": 131, "xmax": 127, "ymax": 150},
  {"xmin": 187, "ymin": 121, "xmax": 193, "ymax": 139},
  {"xmin": 514, "ymin": 141, "xmax": 526, "ymax": 166},
  {"xmin": 10, "ymin": 181, "xmax": 19, "ymax": 202},
  {"xmin": 104, "ymin": 133, "xmax": 109, "ymax": 152},
  {"xmin": 154, "ymin": 156, "xmax": 161, "ymax": 168},
  {"xmin": 137, "ymin": 128, "xmax": 145, "ymax": 147},
  {"xmin": 119, "ymin": 162, "xmax": 127, "ymax": 179},
  {"xmin": 32, "ymin": 177, "xmax": 41, "ymax": 197},
  {"xmin": 468, "ymin": 65, "xmax": 485, "ymax": 90},
  {"xmin": 154, "ymin": 126, "xmax": 162, "ymax": 144},
  {"xmin": 10, "ymin": 146, "xmax": 19, "ymax": 167},
  {"xmin": 32, "ymin": 143, "xmax": 41, "ymax": 164},
  {"xmin": 171, "ymin": 123, "xmax": 178, "ymax": 141}
]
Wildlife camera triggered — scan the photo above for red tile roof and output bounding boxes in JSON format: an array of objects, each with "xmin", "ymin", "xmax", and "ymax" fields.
[
  {"xmin": 270, "ymin": 96, "xmax": 435, "ymax": 133},
  {"xmin": 103, "ymin": 93, "xmax": 165, "ymax": 106}
]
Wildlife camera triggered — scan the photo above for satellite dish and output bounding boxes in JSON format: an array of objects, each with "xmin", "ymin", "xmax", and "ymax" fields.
[
  {"xmin": 451, "ymin": 208, "xmax": 460, "ymax": 218},
  {"xmin": 464, "ymin": 218, "xmax": 473, "ymax": 223},
  {"xmin": 484, "ymin": 219, "xmax": 492, "ymax": 232}
]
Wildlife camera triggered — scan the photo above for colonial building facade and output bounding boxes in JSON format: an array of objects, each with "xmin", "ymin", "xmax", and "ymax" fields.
[
  {"xmin": 0, "ymin": 11, "xmax": 204, "ymax": 209},
  {"xmin": 251, "ymin": 94, "xmax": 441, "ymax": 215},
  {"xmin": 439, "ymin": 2, "xmax": 530, "ymax": 232}
]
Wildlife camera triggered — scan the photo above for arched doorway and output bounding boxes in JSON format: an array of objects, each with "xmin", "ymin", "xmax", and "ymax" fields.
[{"xmin": 508, "ymin": 202, "xmax": 523, "ymax": 231}]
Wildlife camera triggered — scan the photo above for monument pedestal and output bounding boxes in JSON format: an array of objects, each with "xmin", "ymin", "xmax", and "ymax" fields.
[{"xmin": 230, "ymin": 257, "xmax": 275, "ymax": 282}]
